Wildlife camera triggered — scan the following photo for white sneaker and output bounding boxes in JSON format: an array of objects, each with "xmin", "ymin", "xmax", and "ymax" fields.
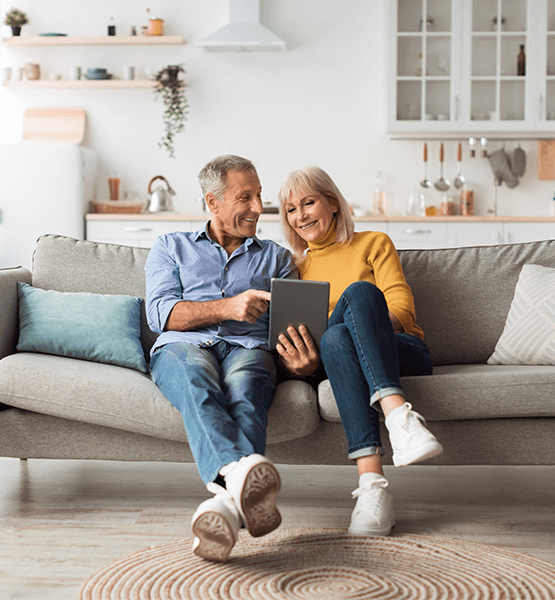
[
  {"xmin": 348, "ymin": 473, "xmax": 396, "ymax": 536},
  {"xmin": 223, "ymin": 454, "xmax": 281, "ymax": 538},
  {"xmin": 385, "ymin": 402, "xmax": 443, "ymax": 467},
  {"xmin": 191, "ymin": 482, "xmax": 242, "ymax": 562}
]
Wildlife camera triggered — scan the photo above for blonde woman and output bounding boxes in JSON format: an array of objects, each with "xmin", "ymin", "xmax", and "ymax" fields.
[{"xmin": 276, "ymin": 166, "xmax": 443, "ymax": 536}]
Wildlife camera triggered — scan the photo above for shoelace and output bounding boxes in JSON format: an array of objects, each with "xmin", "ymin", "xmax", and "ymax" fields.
[
  {"xmin": 206, "ymin": 482, "xmax": 242, "ymax": 522},
  {"xmin": 397, "ymin": 402, "xmax": 427, "ymax": 431},
  {"xmin": 352, "ymin": 478, "xmax": 389, "ymax": 504}
]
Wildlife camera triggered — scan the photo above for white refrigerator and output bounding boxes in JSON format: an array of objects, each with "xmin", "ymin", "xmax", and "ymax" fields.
[{"xmin": 0, "ymin": 142, "xmax": 98, "ymax": 271}]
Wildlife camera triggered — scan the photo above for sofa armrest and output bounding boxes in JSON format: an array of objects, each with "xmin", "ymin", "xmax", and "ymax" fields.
[{"xmin": 0, "ymin": 267, "xmax": 32, "ymax": 360}]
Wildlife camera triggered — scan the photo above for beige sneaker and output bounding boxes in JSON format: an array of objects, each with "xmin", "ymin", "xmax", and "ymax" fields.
[
  {"xmin": 191, "ymin": 483, "xmax": 242, "ymax": 562},
  {"xmin": 385, "ymin": 402, "xmax": 443, "ymax": 467},
  {"xmin": 223, "ymin": 454, "xmax": 281, "ymax": 537}
]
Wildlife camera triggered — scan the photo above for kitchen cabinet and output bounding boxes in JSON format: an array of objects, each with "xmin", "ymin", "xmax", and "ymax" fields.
[
  {"xmin": 86, "ymin": 218, "xmax": 196, "ymax": 248},
  {"xmin": 388, "ymin": 221, "xmax": 448, "ymax": 249},
  {"xmin": 389, "ymin": 0, "xmax": 555, "ymax": 135},
  {"xmin": 446, "ymin": 222, "xmax": 503, "ymax": 246},
  {"xmin": 86, "ymin": 216, "xmax": 555, "ymax": 250}
]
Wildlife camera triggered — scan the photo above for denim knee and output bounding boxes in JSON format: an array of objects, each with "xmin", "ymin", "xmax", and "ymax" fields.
[
  {"xmin": 320, "ymin": 323, "xmax": 350, "ymax": 364},
  {"xmin": 342, "ymin": 280, "xmax": 384, "ymax": 305}
]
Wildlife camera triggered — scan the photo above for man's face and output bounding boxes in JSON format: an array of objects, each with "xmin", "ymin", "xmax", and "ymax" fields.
[{"xmin": 211, "ymin": 170, "xmax": 263, "ymax": 240}]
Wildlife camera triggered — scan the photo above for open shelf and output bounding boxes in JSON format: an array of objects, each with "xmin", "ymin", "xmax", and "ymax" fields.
[
  {"xmin": 2, "ymin": 79, "xmax": 156, "ymax": 89},
  {"xmin": 1, "ymin": 35, "xmax": 185, "ymax": 46}
]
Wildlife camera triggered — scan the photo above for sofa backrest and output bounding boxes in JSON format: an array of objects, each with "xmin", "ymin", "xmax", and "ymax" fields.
[
  {"xmin": 32, "ymin": 235, "xmax": 156, "ymax": 359},
  {"xmin": 32, "ymin": 234, "xmax": 555, "ymax": 366},
  {"xmin": 399, "ymin": 239, "xmax": 555, "ymax": 365}
]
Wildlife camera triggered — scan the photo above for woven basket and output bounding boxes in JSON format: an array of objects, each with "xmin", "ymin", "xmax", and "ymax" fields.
[{"xmin": 92, "ymin": 200, "xmax": 145, "ymax": 214}]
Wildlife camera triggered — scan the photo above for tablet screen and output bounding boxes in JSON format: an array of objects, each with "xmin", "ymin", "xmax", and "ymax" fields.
[{"xmin": 268, "ymin": 279, "xmax": 330, "ymax": 350}]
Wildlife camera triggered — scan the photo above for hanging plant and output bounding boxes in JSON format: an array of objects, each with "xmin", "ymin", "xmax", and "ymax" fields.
[{"xmin": 152, "ymin": 64, "xmax": 189, "ymax": 159}]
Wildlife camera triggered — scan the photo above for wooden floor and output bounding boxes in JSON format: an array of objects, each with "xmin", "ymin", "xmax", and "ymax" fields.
[{"xmin": 0, "ymin": 458, "xmax": 554, "ymax": 600}]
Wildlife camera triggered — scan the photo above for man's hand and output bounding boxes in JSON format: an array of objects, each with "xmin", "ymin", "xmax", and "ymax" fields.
[
  {"xmin": 227, "ymin": 290, "xmax": 271, "ymax": 324},
  {"xmin": 276, "ymin": 325, "xmax": 320, "ymax": 378}
]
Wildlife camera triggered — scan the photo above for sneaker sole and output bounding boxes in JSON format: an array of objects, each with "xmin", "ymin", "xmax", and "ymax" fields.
[
  {"xmin": 393, "ymin": 441, "xmax": 444, "ymax": 467},
  {"xmin": 240, "ymin": 461, "xmax": 281, "ymax": 537},
  {"xmin": 192, "ymin": 511, "xmax": 236, "ymax": 562},
  {"xmin": 348, "ymin": 519, "xmax": 396, "ymax": 537}
]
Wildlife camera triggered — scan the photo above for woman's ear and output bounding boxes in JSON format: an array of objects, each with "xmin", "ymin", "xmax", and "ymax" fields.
[{"xmin": 205, "ymin": 193, "xmax": 219, "ymax": 214}]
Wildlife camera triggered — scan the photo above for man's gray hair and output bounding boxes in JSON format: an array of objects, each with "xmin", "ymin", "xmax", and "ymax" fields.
[{"xmin": 198, "ymin": 155, "xmax": 258, "ymax": 201}]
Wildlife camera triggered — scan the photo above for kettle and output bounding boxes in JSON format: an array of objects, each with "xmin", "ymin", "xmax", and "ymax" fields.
[{"xmin": 147, "ymin": 175, "xmax": 176, "ymax": 212}]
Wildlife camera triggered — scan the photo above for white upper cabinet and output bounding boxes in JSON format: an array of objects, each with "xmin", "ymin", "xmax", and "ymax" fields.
[{"xmin": 389, "ymin": 0, "xmax": 555, "ymax": 135}]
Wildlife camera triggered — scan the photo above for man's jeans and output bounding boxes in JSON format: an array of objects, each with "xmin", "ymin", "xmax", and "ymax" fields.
[
  {"xmin": 320, "ymin": 281, "xmax": 433, "ymax": 460},
  {"xmin": 150, "ymin": 341, "xmax": 276, "ymax": 484}
]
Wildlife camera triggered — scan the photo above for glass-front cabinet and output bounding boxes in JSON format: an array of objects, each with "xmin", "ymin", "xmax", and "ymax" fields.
[{"xmin": 389, "ymin": 0, "xmax": 555, "ymax": 134}]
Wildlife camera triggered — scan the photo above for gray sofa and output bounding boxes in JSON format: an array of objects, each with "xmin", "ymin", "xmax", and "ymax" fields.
[{"xmin": 1, "ymin": 233, "xmax": 555, "ymax": 467}]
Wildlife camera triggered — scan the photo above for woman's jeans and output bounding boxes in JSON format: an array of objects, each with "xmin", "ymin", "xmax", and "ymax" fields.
[
  {"xmin": 320, "ymin": 281, "xmax": 433, "ymax": 460},
  {"xmin": 150, "ymin": 341, "xmax": 276, "ymax": 484}
]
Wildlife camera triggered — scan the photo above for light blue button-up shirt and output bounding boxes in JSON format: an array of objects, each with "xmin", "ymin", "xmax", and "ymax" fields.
[{"xmin": 145, "ymin": 223, "xmax": 297, "ymax": 355}]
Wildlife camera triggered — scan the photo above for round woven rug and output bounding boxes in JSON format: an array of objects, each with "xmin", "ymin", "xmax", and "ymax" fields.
[{"xmin": 79, "ymin": 529, "xmax": 555, "ymax": 600}]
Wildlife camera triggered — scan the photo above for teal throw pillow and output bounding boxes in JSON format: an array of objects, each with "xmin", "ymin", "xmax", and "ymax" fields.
[{"xmin": 17, "ymin": 282, "xmax": 147, "ymax": 373}]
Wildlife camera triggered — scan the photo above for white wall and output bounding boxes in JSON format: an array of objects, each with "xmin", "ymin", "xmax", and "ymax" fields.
[{"xmin": 1, "ymin": 0, "xmax": 554, "ymax": 219}]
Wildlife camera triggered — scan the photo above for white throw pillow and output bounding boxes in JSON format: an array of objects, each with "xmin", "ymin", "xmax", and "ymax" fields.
[{"xmin": 488, "ymin": 264, "xmax": 555, "ymax": 365}]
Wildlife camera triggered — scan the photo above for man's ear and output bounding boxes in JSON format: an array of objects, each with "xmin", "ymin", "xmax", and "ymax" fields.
[{"xmin": 205, "ymin": 193, "xmax": 219, "ymax": 214}]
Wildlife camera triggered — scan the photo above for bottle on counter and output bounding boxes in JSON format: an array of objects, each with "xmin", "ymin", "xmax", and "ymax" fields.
[
  {"xmin": 517, "ymin": 44, "xmax": 526, "ymax": 76},
  {"xmin": 373, "ymin": 171, "xmax": 387, "ymax": 216}
]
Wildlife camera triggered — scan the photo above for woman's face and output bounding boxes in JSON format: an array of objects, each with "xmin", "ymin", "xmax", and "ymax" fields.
[{"xmin": 284, "ymin": 191, "xmax": 337, "ymax": 243}]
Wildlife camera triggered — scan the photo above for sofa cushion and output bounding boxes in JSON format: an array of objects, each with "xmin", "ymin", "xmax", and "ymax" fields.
[
  {"xmin": 31, "ymin": 234, "xmax": 156, "ymax": 359},
  {"xmin": 488, "ymin": 264, "xmax": 555, "ymax": 366},
  {"xmin": 318, "ymin": 364, "xmax": 555, "ymax": 422},
  {"xmin": 398, "ymin": 239, "xmax": 555, "ymax": 365},
  {"xmin": 17, "ymin": 283, "xmax": 147, "ymax": 373},
  {"xmin": 0, "ymin": 353, "xmax": 320, "ymax": 445}
]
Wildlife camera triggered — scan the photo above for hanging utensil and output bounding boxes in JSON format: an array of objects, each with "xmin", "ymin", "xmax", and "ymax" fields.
[
  {"xmin": 454, "ymin": 142, "xmax": 465, "ymax": 189},
  {"xmin": 434, "ymin": 143, "xmax": 450, "ymax": 191},
  {"xmin": 480, "ymin": 137, "xmax": 488, "ymax": 157},
  {"xmin": 420, "ymin": 142, "xmax": 432, "ymax": 188},
  {"xmin": 512, "ymin": 143, "xmax": 526, "ymax": 177}
]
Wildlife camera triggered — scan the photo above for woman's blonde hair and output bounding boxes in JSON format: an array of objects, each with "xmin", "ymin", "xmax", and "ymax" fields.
[{"xmin": 278, "ymin": 166, "xmax": 354, "ymax": 262}]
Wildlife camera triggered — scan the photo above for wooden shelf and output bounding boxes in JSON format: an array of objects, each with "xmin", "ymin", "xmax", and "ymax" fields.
[
  {"xmin": 2, "ymin": 79, "xmax": 156, "ymax": 89},
  {"xmin": 1, "ymin": 35, "xmax": 185, "ymax": 46}
]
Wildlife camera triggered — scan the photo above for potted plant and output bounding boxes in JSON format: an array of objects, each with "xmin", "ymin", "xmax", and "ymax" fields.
[
  {"xmin": 152, "ymin": 64, "xmax": 189, "ymax": 158},
  {"xmin": 4, "ymin": 8, "xmax": 28, "ymax": 36}
]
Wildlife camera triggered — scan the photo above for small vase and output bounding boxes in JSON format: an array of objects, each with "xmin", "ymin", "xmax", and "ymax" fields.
[{"xmin": 11, "ymin": 26, "xmax": 21, "ymax": 36}]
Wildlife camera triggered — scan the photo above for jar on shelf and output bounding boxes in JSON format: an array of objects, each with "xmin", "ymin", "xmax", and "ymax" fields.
[
  {"xmin": 439, "ymin": 194, "xmax": 457, "ymax": 216},
  {"xmin": 460, "ymin": 184, "xmax": 474, "ymax": 216}
]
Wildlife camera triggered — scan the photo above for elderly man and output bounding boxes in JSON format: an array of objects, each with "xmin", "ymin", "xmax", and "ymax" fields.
[{"xmin": 145, "ymin": 155, "xmax": 296, "ymax": 562}]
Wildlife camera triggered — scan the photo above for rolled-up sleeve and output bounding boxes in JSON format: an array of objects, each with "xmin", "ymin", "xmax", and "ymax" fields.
[{"xmin": 145, "ymin": 237, "xmax": 183, "ymax": 334}]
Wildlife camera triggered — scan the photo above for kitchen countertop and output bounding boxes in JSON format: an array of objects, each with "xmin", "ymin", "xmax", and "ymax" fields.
[{"xmin": 85, "ymin": 213, "xmax": 555, "ymax": 222}]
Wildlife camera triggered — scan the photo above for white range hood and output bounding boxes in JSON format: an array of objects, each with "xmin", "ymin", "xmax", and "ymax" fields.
[{"xmin": 197, "ymin": 0, "xmax": 286, "ymax": 52}]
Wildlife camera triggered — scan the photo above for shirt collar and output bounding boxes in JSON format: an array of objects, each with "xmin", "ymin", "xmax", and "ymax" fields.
[{"xmin": 194, "ymin": 221, "xmax": 263, "ymax": 248}]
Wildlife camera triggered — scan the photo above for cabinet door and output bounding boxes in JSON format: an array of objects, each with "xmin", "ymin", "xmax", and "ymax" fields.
[
  {"xmin": 446, "ymin": 222, "xmax": 503, "ymax": 246},
  {"xmin": 389, "ymin": 0, "xmax": 461, "ymax": 133},
  {"xmin": 461, "ymin": 0, "xmax": 535, "ymax": 131},
  {"xmin": 86, "ymin": 220, "xmax": 195, "ymax": 248},
  {"xmin": 503, "ymin": 222, "xmax": 555, "ymax": 243},
  {"xmin": 534, "ymin": 0, "xmax": 555, "ymax": 129},
  {"xmin": 388, "ymin": 221, "xmax": 447, "ymax": 248}
]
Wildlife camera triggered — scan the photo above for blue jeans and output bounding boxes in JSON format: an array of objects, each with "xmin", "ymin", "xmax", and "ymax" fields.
[
  {"xmin": 320, "ymin": 281, "xmax": 433, "ymax": 460},
  {"xmin": 150, "ymin": 341, "xmax": 276, "ymax": 484}
]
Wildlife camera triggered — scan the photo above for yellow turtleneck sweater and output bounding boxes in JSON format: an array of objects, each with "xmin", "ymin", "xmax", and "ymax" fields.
[{"xmin": 298, "ymin": 222, "xmax": 424, "ymax": 340}]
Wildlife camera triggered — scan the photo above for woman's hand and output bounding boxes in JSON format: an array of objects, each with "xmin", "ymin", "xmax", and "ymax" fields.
[
  {"xmin": 276, "ymin": 325, "xmax": 320, "ymax": 378},
  {"xmin": 389, "ymin": 311, "xmax": 404, "ymax": 333}
]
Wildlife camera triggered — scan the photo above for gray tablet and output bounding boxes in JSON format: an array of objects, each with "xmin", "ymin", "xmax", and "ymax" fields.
[{"xmin": 268, "ymin": 279, "xmax": 330, "ymax": 350}]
